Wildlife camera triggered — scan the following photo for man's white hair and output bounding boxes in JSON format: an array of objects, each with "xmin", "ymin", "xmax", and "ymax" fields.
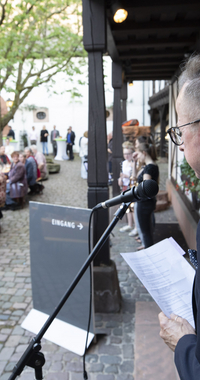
[
  {"xmin": 178, "ymin": 54, "xmax": 200, "ymax": 119},
  {"xmin": 30, "ymin": 145, "xmax": 37, "ymax": 151}
]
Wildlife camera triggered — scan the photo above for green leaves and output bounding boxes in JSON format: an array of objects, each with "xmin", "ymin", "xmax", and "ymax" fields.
[{"xmin": 0, "ymin": 0, "xmax": 86, "ymax": 129}]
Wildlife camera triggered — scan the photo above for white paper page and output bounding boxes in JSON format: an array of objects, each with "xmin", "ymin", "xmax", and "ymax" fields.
[{"xmin": 121, "ymin": 238, "xmax": 195, "ymax": 328}]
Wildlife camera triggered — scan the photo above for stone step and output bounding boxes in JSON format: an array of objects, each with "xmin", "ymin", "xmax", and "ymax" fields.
[
  {"xmin": 155, "ymin": 200, "xmax": 169, "ymax": 212},
  {"xmin": 157, "ymin": 190, "xmax": 168, "ymax": 202},
  {"xmin": 135, "ymin": 301, "xmax": 180, "ymax": 380}
]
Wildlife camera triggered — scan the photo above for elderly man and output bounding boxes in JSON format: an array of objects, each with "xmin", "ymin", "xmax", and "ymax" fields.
[
  {"xmin": 50, "ymin": 125, "xmax": 59, "ymax": 157},
  {"xmin": 66, "ymin": 126, "xmax": 75, "ymax": 160},
  {"xmin": 24, "ymin": 147, "xmax": 44, "ymax": 194},
  {"xmin": 159, "ymin": 54, "xmax": 200, "ymax": 379},
  {"xmin": 31, "ymin": 145, "xmax": 48, "ymax": 180}
]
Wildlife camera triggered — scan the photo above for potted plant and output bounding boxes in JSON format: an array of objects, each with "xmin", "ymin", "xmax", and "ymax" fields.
[{"xmin": 179, "ymin": 157, "xmax": 200, "ymax": 209}]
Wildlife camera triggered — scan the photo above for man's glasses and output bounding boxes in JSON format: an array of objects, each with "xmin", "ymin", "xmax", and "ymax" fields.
[{"xmin": 167, "ymin": 119, "xmax": 200, "ymax": 146}]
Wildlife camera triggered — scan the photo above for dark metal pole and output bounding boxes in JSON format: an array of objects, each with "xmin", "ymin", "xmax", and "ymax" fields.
[{"xmin": 8, "ymin": 203, "xmax": 130, "ymax": 380}]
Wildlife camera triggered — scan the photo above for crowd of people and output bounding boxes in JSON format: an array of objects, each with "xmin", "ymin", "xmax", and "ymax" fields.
[
  {"xmin": 0, "ymin": 124, "xmax": 87, "ymax": 213},
  {"xmin": 0, "ymin": 145, "xmax": 46, "ymax": 212}
]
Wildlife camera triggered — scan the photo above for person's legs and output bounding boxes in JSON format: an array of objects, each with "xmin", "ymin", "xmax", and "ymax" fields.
[
  {"xmin": 53, "ymin": 142, "xmax": 57, "ymax": 156},
  {"xmin": 66, "ymin": 143, "xmax": 69, "ymax": 156},
  {"xmin": 134, "ymin": 202, "xmax": 144, "ymax": 245},
  {"xmin": 136, "ymin": 200, "xmax": 155, "ymax": 248},
  {"xmin": 68, "ymin": 144, "xmax": 73, "ymax": 160},
  {"xmin": 42, "ymin": 142, "xmax": 45, "ymax": 154},
  {"xmin": 71, "ymin": 145, "xmax": 74, "ymax": 160},
  {"xmin": 44, "ymin": 142, "xmax": 48, "ymax": 155},
  {"xmin": 127, "ymin": 211, "xmax": 133, "ymax": 228}
]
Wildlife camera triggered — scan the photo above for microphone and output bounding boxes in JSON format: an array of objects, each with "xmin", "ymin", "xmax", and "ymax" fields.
[{"xmin": 94, "ymin": 179, "xmax": 159, "ymax": 210}]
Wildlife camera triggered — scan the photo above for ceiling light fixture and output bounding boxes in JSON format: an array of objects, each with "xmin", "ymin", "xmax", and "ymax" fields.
[
  {"xmin": 129, "ymin": 81, "xmax": 133, "ymax": 87},
  {"xmin": 111, "ymin": 2, "xmax": 128, "ymax": 23}
]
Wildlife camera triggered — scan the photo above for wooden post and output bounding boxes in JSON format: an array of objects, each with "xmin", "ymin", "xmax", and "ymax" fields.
[
  {"xmin": 112, "ymin": 61, "xmax": 123, "ymax": 196},
  {"xmin": 159, "ymin": 104, "xmax": 168, "ymax": 157},
  {"xmin": 121, "ymin": 81, "xmax": 127, "ymax": 124},
  {"xmin": 82, "ymin": 0, "xmax": 121, "ymax": 312}
]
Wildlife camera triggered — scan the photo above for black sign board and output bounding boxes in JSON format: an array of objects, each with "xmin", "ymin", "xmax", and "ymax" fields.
[{"xmin": 29, "ymin": 202, "xmax": 94, "ymax": 335}]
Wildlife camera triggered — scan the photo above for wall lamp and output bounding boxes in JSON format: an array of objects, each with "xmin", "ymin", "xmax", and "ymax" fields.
[
  {"xmin": 6, "ymin": 98, "xmax": 14, "ymax": 108},
  {"xmin": 129, "ymin": 81, "xmax": 134, "ymax": 87},
  {"xmin": 111, "ymin": 2, "xmax": 128, "ymax": 23}
]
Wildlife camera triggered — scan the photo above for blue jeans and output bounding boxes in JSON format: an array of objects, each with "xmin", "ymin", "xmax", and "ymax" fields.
[{"xmin": 42, "ymin": 142, "xmax": 48, "ymax": 155}]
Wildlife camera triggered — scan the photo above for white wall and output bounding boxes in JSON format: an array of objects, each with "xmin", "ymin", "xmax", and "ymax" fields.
[{"xmin": 2, "ymin": 57, "xmax": 155, "ymax": 154}]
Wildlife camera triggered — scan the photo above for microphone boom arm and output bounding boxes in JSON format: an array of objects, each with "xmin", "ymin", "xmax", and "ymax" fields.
[{"xmin": 8, "ymin": 202, "xmax": 131, "ymax": 380}]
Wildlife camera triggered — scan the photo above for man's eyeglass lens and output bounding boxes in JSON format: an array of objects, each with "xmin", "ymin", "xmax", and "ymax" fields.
[{"xmin": 169, "ymin": 127, "xmax": 183, "ymax": 146}]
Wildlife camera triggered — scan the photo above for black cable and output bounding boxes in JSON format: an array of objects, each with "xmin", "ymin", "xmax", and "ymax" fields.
[{"xmin": 82, "ymin": 208, "xmax": 95, "ymax": 379}]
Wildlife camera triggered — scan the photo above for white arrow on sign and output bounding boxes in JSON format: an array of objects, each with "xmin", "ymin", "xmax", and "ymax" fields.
[{"xmin": 77, "ymin": 223, "xmax": 83, "ymax": 230}]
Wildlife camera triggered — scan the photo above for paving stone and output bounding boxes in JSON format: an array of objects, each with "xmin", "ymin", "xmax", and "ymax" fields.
[
  {"xmin": 0, "ymin": 347, "xmax": 15, "ymax": 360},
  {"xmin": 98, "ymin": 345, "xmax": 121, "ymax": 355},
  {"xmin": 122, "ymin": 344, "xmax": 134, "ymax": 359},
  {"xmin": 105, "ymin": 364, "xmax": 119, "ymax": 374},
  {"xmin": 0, "ymin": 157, "xmax": 177, "ymax": 380},
  {"xmin": 96, "ymin": 375, "xmax": 115, "ymax": 380},
  {"xmin": 119, "ymin": 360, "xmax": 134, "ymax": 373},
  {"xmin": 88, "ymin": 362, "xmax": 104, "ymax": 372},
  {"xmin": 100, "ymin": 356, "xmax": 121, "ymax": 365}
]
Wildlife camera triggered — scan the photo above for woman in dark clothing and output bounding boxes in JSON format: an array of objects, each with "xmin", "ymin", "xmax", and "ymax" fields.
[
  {"xmin": 6, "ymin": 151, "xmax": 28, "ymax": 208},
  {"xmin": 40, "ymin": 125, "xmax": 49, "ymax": 155},
  {"xmin": 134, "ymin": 142, "xmax": 159, "ymax": 249}
]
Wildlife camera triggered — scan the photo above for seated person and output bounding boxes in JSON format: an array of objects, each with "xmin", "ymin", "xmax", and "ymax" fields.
[
  {"xmin": 0, "ymin": 145, "xmax": 11, "ymax": 165},
  {"xmin": 24, "ymin": 147, "xmax": 44, "ymax": 194},
  {"xmin": 5, "ymin": 138, "xmax": 14, "ymax": 161},
  {"xmin": 5, "ymin": 151, "xmax": 28, "ymax": 210},
  {"xmin": 30, "ymin": 145, "xmax": 48, "ymax": 180},
  {"xmin": 0, "ymin": 167, "xmax": 6, "ymax": 219},
  {"xmin": 19, "ymin": 152, "xmax": 26, "ymax": 165}
]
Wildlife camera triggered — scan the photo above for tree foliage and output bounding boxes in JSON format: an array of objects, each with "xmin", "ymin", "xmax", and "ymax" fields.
[{"xmin": 0, "ymin": 0, "xmax": 86, "ymax": 131}]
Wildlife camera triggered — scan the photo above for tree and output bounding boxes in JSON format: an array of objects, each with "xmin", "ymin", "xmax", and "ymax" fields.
[{"xmin": 0, "ymin": 0, "xmax": 86, "ymax": 139}]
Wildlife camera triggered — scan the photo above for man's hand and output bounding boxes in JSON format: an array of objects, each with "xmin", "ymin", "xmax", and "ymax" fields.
[{"xmin": 158, "ymin": 312, "xmax": 196, "ymax": 351}]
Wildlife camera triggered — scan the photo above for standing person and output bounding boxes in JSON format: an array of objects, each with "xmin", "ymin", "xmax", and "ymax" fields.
[
  {"xmin": 29, "ymin": 126, "xmax": 38, "ymax": 145},
  {"xmin": 79, "ymin": 131, "xmax": 88, "ymax": 179},
  {"xmin": 118, "ymin": 141, "xmax": 137, "ymax": 235},
  {"xmin": 40, "ymin": 125, "xmax": 49, "ymax": 155},
  {"xmin": 158, "ymin": 54, "xmax": 200, "ymax": 380},
  {"xmin": 66, "ymin": 126, "xmax": 75, "ymax": 160},
  {"xmin": 7, "ymin": 125, "xmax": 15, "ymax": 140},
  {"xmin": 134, "ymin": 142, "xmax": 159, "ymax": 249},
  {"xmin": 107, "ymin": 132, "xmax": 113, "ymax": 185},
  {"xmin": 50, "ymin": 125, "xmax": 59, "ymax": 157}
]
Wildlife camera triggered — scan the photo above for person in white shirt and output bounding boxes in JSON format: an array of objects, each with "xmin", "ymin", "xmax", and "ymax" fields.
[
  {"xmin": 118, "ymin": 141, "xmax": 137, "ymax": 236},
  {"xmin": 29, "ymin": 126, "xmax": 38, "ymax": 145},
  {"xmin": 5, "ymin": 138, "xmax": 14, "ymax": 161},
  {"xmin": 79, "ymin": 131, "xmax": 88, "ymax": 179}
]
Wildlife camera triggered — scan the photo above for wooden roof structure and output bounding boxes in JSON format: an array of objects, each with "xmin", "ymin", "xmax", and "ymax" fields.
[{"xmin": 106, "ymin": 0, "xmax": 200, "ymax": 82}]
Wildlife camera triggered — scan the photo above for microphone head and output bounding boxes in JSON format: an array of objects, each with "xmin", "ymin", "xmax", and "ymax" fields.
[{"xmin": 137, "ymin": 179, "xmax": 159, "ymax": 199}]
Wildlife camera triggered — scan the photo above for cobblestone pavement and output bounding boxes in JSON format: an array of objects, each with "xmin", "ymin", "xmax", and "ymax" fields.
[{"xmin": 0, "ymin": 156, "xmax": 174, "ymax": 380}]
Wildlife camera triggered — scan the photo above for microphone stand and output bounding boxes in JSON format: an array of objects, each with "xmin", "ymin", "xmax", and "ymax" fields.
[{"xmin": 9, "ymin": 202, "xmax": 131, "ymax": 380}]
